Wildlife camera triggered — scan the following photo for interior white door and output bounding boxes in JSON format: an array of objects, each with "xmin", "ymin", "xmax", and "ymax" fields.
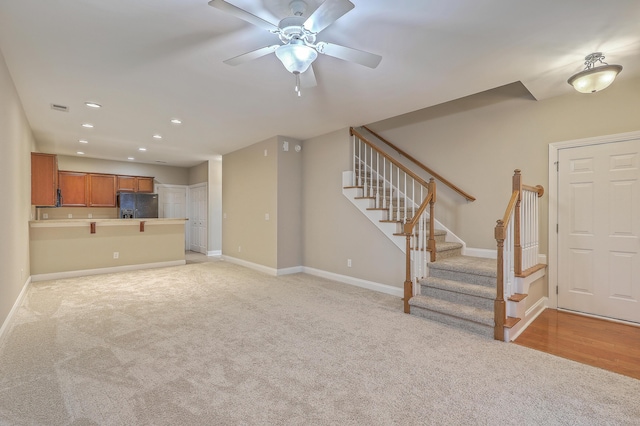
[
  {"xmin": 189, "ymin": 185, "xmax": 208, "ymax": 254},
  {"xmin": 557, "ymin": 138, "xmax": 640, "ymax": 323},
  {"xmin": 158, "ymin": 186, "xmax": 188, "ymax": 249}
]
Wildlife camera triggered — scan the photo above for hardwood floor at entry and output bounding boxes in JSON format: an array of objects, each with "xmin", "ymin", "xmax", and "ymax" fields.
[{"xmin": 514, "ymin": 309, "xmax": 640, "ymax": 380}]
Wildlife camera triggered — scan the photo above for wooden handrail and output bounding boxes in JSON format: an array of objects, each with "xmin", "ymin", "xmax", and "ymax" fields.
[
  {"xmin": 360, "ymin": 125, "xmax": 476, "ymax": 202},
  {"xmin": 501, "ymin": 190, "xmax": 520, "ymax": 226},
  {"xmin": 351, "ymin": 127, "xmax": 432, "ymax": 190}
]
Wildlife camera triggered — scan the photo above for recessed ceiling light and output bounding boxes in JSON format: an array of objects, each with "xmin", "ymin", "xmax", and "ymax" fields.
[
  {"xmin": 77, "ymin": 151, "xmax": 85, "ymax": 155},
  {"xmin": 85, "ymin": 102, "xmax": 102, "ymax": 108},
  {"xmin": 170, "ymin": 118, "xmax": 182, "ymax": 125},
  {"xmin": 139, "ymin": 147, "xmax": 147, "ymax": 151},
  {"xmin": 128, "ymin": 157, "xmax": 135, "ymax": 160},
  {"xmin": 79, "ymin": 139, "xmax": 89, "ymax": 144},
  {"xmin": 82, "ymin": 123, "xmax": 94, "ymax": 128},
  {"xmin": 153, "ymin": 134, "xmax": 162, "ymax": 139}
]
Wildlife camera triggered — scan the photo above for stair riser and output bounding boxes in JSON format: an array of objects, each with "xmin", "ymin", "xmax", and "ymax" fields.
[
  {"xmin": 409, "ymin": 305, "xmax": 494, "ymax": 338},
  {"xmin": 422, "ymin": 286, "xmax": 494, "ymax": 311},
  {"xmin": 434, "ymin": 247, "xmax": 462, "ymax": 260},
  {"xmin": 428, "ymin": 268, "xmax": 495, "ymax": 287}
]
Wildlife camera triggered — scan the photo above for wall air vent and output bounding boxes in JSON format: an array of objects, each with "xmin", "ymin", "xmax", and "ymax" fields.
[{"xmin": 50, "ymin": 103, "xmax": 69, "ymax": 112}]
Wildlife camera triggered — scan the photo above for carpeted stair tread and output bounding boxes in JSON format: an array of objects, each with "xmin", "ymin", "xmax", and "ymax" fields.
[
  {"xmin": 421, "ymin": 276, "xmax": 495, "ymax": 300},
  {"xmin": 410, "ymin": 295, "xmax": 494, "ymax": 327},
  {"xmin": 429, "ymin": 255, "xmax": 496, "ymax": 277}
]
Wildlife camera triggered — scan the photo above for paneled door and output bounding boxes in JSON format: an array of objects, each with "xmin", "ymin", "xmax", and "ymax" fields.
[
  {"xmin": 557, "ymin": 138, "xmax": 640, "ymax": 323},
  {"xmin": 157, "ymin": 185, "xmax": 188, "ymax": 249},
  {"xmin": 189, "ymin": 185, "xmax": 208, "ymax": 254}
]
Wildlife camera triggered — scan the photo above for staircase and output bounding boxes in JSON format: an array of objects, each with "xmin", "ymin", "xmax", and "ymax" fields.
[
  {"xmin": 345, "ymin": 127, "xmax": 542, "ymax": 341},
  {"xmin": 409, "ymin": 256, "xmax": 501, "ymax": 338}
]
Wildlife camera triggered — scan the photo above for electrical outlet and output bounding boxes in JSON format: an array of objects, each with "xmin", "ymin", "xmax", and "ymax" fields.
[
  {"xmin": 88, "ymin": 213, "xmax": 92, "ymax": 218},
  {"xmin": 113, "ymin": 252, "xmax": 119, "ymax": 259},
  {"xmin": 68, "ymin": 214, "xmax": 73, "ymax": 218},
  {"xmin": 347, "ymin": 259, "xmax": 352, "ymax": 267},
  {"xmin": 264, "ymin": 149, "xmax": 268, "ymax": 157},
  {"xmin": 265, "ymin": 213, "xmax": 269, "ymax": 221},
  {"xmin": 43, "ymin": 213, "xmax": 48, "ymax": 219},
  {"xmin": 238, "ymin": 246, "xmax": 242, "ymax": 252}
]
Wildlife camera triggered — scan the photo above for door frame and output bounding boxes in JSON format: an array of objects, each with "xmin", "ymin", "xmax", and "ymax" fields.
[
  {"xmin": 548, "ymin": 130, "xmax": 640, "ymax": 312},
  {"xmin": 187, "ymin": 182, "xmax": 208, "ymax": 254}
]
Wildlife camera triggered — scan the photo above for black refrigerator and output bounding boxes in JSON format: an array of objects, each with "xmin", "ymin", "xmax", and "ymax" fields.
[{"xmin": 118, "ymin": 193, "xmax": 159, "ymax": 218}]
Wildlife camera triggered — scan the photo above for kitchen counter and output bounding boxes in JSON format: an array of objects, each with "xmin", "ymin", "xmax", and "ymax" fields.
[{"xmin": 30, "ymin": 218, "xmax": 188, "ymax": 280}]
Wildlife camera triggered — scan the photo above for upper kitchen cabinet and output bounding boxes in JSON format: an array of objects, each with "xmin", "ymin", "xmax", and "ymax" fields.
[
  {"xmin": 136, "ymin": 177, "xmax": 154, "ymax": 193},
  {"xmin": 117, "ymin": 175, "xmax": 155, "ymax": 193},
  {"xmin": 31, "ymin": 153, "xmax": 58, "ymax": 206},
  {"xmin": 88, "ymin": 174, "xmax": 117, "ymax": 207},
  {"xmin": 59, "ymin": 171, "xmax": 88, "ymax": 207}
]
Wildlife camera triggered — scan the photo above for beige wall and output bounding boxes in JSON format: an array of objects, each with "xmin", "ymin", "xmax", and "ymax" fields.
[
  {"xmin": 188, "ymin": 161, "xmax": 208, "ymax": 185},
  {"xmin": 223, "ymin": 138, "xmax": 278, "ymax": 268},
  {"xmin": 57, "ymin": 155, "xmax": 189, "ymax": 186},
  {"xmin": 35, "ymin": 207, "xmax": 118, "ymax": 220},
  {"xmin": 30, "ymin": 223, "xmax": 185, "ymax": 275},
  {"xmin": 0, "ymin": 48, "xmax": 36, "ymax": 329},
  {"xmin": 277, "ymin": 137, "xmax": 303, "ymax": 269},
  {"xmin": 302, "ymin": 129, "xmax": 406, "ymax": 287}
]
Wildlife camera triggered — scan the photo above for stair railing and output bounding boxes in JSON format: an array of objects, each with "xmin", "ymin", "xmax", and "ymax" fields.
[
  {"xmin": 350, "ymin": 128, "xmax": 436, "ymax": 313},
  {"xmin": 494, "ymin": 170, "xmax": 544, "ymax": 340},
  {"xmin": 361, "ymin": 125, "xmax": 476, "ymax": 202}
]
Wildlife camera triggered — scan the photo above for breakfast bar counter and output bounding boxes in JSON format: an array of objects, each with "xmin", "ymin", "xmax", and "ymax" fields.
[{"xmin": 30, "ymin": 218, "xmax": 188, "ymax": 280}]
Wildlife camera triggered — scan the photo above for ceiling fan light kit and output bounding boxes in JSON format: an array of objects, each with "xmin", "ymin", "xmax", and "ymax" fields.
[
  {"xmin": 567, "ymin": 52, "xmax": 622, "ymax": 93},
  {"xmin": 209, "ymin": 0, "xmax": 382, "ymax": 96}
]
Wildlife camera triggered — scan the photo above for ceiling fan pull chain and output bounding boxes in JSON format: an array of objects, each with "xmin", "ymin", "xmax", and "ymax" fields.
[{"xmin": 295, "ymin": 72, "xmax": 301, "ymax": 97}]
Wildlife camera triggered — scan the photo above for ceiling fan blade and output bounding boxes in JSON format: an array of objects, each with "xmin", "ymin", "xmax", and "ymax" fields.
[
  {"xmin": 300, "ymin": 65, "xmax": 317, "ymax": 88},
  {"xmin": 223, "ymin": 45, "xmax": 279, "ymax": 66},
  {"xmin": 316, "ymin": 42, "xmax": 382, "ymax": 69},
  {"xmin": 208, "ymin": 0, "xmax": 279, "ymax": 32},
  {"xmin": 304, "ymin": 0, "xmax": 355, "ymax": 34}
]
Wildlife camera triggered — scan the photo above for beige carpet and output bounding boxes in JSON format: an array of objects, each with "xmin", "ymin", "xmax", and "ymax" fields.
[{"xmin": 1, "ymin": 260, "xmax": 639, "ymax": 425}]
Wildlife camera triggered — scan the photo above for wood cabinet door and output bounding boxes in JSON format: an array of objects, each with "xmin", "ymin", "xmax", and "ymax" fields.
[
  {"xmin": 89, "ymin": 174, "xmax": 117, "ymax": 207},
  {"xmin": 31, "ymin": 153, "xmax": 58, "ymax": 206},
  {"xmin": 117, "ymin": 176, "xmax": 136, "ymax": 192},
  {"xmin": 137, "ymin": 177, "xmax": 154, "ymax": 193},
  {"xmin": 59, "ymin": 171, "xmax": 88, "ymax": 206}
]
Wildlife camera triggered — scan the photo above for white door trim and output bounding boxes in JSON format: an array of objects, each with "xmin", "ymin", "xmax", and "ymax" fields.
[
  {"xmin": 548, "ymin": 130, "xmax": 640, "ymax": 310},
  {"xmin": 187, "ymin": 183, "xmax": 208, "ymax": 254}
]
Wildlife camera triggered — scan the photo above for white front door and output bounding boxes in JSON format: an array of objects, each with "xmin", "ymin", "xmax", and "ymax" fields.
[
  {"xmin": 189, "ymin": 185, "xmax": 207, "ymax": 254},
  {"xmin": 158, "ymin": 185, "xmax": 188, "ymax": 249},
  {"xmin": 557, "ymin": 138, "xmax": 640, "ymax": 323}
]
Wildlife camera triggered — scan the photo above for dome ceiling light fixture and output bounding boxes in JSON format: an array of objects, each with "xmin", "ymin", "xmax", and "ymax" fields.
[{"xmin": 567, "ymin": 52, "xmax": 622, "ymax": 94}]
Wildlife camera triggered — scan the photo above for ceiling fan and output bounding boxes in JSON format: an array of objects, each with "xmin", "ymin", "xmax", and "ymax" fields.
[{"xmin": 208, "ymin": 0, "xmax": 382, "ymax": 95}]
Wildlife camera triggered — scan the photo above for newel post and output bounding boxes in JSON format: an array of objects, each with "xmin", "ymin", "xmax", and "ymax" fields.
[
  {"xmin": 512, "ymin": 169, "xmax": 522, "ymax": 276},
  {"xmin": 494, "ymin": 219, "xmax": 506, "ymax": 341},
  {"xmin": 404, "ymin": 233, "xmax": 412, "ymax": 314},
  {"xmin": 428, "ymin": 178, "xmax": 436, "ymax": 262}
]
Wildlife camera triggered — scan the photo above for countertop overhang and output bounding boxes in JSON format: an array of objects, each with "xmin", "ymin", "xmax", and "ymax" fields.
[{"xmin": 30, "ymin": 218, "xmax": 188, "ymax": 228}]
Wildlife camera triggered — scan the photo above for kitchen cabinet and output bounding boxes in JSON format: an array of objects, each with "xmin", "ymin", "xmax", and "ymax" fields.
[
  {"xmin": 136, "ymin": 177, "xmax": 154, "ymax": 193},
  {"xmin": 31, "ymin": 153, "xmax": 58, "ymax": 206},
  {"xmin": 117, "ymin": 175, "xmax": 154, "ymax": 193},
  {"xmin": 89, "ymin": 174, "xmax": 117, "ymax": 207},
  {"xmin": 59, "ymin": 171, "xmax": 88, "ymax": 206}
]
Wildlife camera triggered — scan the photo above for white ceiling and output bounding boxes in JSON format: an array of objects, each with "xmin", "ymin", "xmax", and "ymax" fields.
[{"xmin": 1, "ymin": 0, "xmax": 639, "ymax": 168}]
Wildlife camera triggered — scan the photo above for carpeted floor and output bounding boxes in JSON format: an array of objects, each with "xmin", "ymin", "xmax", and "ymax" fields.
[{"xmin": 1, "ymin": 260, "xmax": 639, "ymax": 425}]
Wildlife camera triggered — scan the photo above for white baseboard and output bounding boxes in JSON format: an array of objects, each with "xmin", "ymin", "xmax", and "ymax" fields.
[
  {"xmin": 222, "ymin": 256, "xmax": 278, "ymax": 276},
  {"xmin": 463, "ymin": 247, "xmax": 497, "ymax": 259},
  {"xmin": 31, "ymin": 260, "xmax": 186, "ymax": 282},
  {"xmin": 0, "ymin": 276, "xmax": 32, "ymax": 346},
  {"xmin": 207, "ymin": 250, "xmax": 222, "ymax": 257},
  {"xmin": 277, "ymin": 266, "xmax": 304, "ymax": 276},
  {"xmin": 302, "ymin": 267, "xmax": 403, "ymax": 298}
]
